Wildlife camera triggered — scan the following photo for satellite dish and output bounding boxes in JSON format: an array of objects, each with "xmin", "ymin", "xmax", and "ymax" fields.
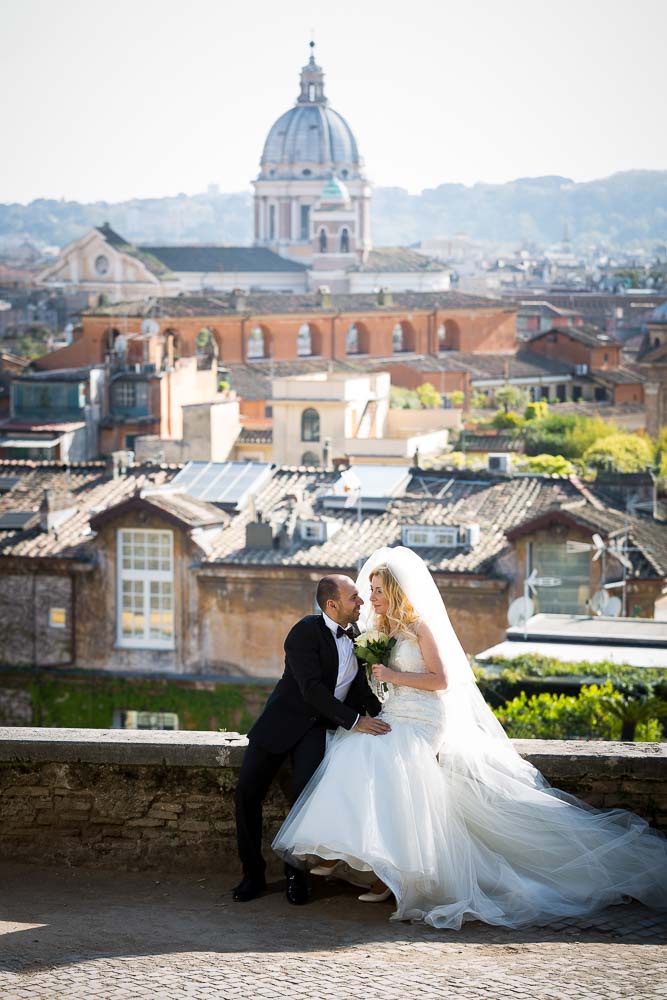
[
  {"xmin": 141, "ymin": 318, "xmax": 159, "ymax": 336},
  {"xmin": 590, "ymin": 590, "xmax": 610, "ymax": 614},
  {"xmin": 508, "ymin": 596, "xmax": 534, "ymax": 627},
  {"xmin": 605, "ymin": 596, "xmax": 622, "ymax": 618}
]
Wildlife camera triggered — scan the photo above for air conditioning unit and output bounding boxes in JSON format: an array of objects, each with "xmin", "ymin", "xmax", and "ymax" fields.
[
  {"xmin": 487, "ymin": 453, "xmax": 512, "ymax": 473},
  {"xmin": 574, "ymin": 364, "xmax": 589, "ymax": 375}
]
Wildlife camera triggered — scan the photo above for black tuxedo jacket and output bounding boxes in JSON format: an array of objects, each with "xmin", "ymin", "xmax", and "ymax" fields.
[{"xmin": 248, "ymin": 614, "xmax": 382, "ymax": 754}]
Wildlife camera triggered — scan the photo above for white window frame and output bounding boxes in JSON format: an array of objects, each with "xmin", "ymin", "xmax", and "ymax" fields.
[
  {"xmin": 301, "ymin": 521, "xmax": 325, "ymax": 542},
  {"xmin": 403, "ymin": 526, "xmax": 460, "ymax": 548},
  {"xmin": 116, "ymin": 528, "xmax": 175, "ymax": 650},
  {"xmin": 113, "ymin": 709, "xmax": 179, "ymax": 730}
]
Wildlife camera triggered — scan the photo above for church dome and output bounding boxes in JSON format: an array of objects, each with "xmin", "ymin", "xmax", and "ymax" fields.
[{"xmin": 259, "ymin": 44, "xmax": 362, "ymax": 179}]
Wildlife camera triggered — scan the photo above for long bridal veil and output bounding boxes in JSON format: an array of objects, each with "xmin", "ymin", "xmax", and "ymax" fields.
[
  {"xmin": 355, "ymin": 547, "xmax": 667, "ymax": 924},
  {"xmin": 356, "ymin": 545, "xmax": 526, "ymax": 766}
]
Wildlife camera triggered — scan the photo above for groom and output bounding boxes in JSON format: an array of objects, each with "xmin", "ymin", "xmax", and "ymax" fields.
[{"xmin": 233, "ymin": 573, "xmax": 389, "ymax": 904}]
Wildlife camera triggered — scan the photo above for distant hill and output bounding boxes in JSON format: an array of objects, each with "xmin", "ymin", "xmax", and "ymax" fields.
[{"xmin": 1, "ymin": 171, "xmax": 666, "ymax": 252}]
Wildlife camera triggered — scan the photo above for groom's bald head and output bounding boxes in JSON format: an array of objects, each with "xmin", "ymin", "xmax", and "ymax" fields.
[{"xmin": 316, "ymin": 574, "xmax": 363, "ymax": 625}]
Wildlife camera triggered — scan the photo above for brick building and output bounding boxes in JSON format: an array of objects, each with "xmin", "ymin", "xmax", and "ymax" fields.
[{"xmin": 0, "ymin": 459, "xmax": 664, "ymax": 678}]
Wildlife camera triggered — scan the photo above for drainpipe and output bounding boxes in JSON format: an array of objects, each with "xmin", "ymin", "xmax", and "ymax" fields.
[{"xmin": 241, "ymin": 316, "xmax": 247, "ymax": 363}]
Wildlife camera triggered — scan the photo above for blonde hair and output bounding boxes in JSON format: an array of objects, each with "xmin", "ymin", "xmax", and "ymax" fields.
[{"xmin": 370, "ymin": 565, "xmax": 420, "ymax": 639}]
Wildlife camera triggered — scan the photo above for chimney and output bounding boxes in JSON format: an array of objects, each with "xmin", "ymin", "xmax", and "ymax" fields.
[
  {"xmin": 105, "ymin": 450, "xmax": 133, "ymax": 479},
  {"xmin": 323, "ymin": 437, "xmax": 332, "ymax": 471},
  {"xmin": 39, "ymin": 488, "xmax": 76, "ymax": 532},
  {"xmin": 245, "ymin": 520, "xmax": 273, "ymax": 549},
  {"xmin": 317, "ymin": 285, "xmax": 332, "ymax": 309},
  {"xmin": 231, "ymin": 288, "xmax": 246, "ymax": 312},
  {"xmin": 377, "ymin": 287, "xmax": 393, "ymax": 307}
]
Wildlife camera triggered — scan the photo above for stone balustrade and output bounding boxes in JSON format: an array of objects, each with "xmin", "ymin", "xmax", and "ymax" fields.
[{"xmin": 0, "ymin": 727, "xmax": 665, "ymax": 873}]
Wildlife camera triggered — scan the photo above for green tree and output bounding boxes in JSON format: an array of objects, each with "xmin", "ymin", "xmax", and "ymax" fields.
[
  {"xmin": 584, "ymin": 433, "xmax": 654, "ymax": 473},
  {"xmin": 492, "ymin": 410, "xmax": 524, "ymax": 430},
  {"xmin": 445, "ymin": 390, "xmax": 465, "ymax": 408},
  {"xmin": 390, "ymin": 387, "xmax": 420, "ymax": 409},
  {"xmin": 496, "ymin": 682, "xmax": 663, "ymax": 742},
  {"xmin": 494, "ymin": 384, "xmax": 529, "ymax": 413},
  {"xmin": 415, "ymin": 382, "xmax": 442, "ymax": 409},
  {"xmin": 524, "ymin": 400, "xmax": 549, "ymax": 422},
  {"xmin": 519, "ymin": 453, "xmax": 576, "ymax": 475},
  {"xmin": 470, "ymin": 390, "xmax": 490, "ymax": 410},
  {"xmin": 598, "ymin": 691, "xmax": 667, "ymax": 741},
  {"xmin": 653, "ymin": 426, "xmax": 667, "ymax": 480},
  {"xmin": 524, "ymin": 413, "xmax": 616, "ymax": 459}
]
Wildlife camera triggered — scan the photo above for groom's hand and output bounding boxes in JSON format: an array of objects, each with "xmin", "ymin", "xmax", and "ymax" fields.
[{"xmin": 353, "ymin": 717, "xmax": 391, "ymax": 735}]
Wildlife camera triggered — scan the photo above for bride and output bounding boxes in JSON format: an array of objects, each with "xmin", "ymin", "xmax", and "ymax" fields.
[{"xmin": 273, "ymin": 546, "xmax": 667, "ymax": 929}]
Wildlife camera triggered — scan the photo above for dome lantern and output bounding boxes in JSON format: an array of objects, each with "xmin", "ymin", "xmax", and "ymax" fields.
[{"xmin": 298, "ymin": 41, "xmax": 327, "ymax": 105}]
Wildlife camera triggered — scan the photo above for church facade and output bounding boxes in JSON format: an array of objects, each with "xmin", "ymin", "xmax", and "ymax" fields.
[{"xmin": 37, "ymin": 45, "xmax": 449, "ymax": 302}]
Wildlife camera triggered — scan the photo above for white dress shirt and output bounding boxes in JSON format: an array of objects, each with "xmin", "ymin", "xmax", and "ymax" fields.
[{"xmin": 322, "ymin": 612, "xmax": 359, "ymax": 704}]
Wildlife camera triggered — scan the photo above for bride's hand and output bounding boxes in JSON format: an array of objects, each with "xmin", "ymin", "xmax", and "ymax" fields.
[{"xmin": 372, "ymin": 664, "xmax": 394, "ymax": 684}]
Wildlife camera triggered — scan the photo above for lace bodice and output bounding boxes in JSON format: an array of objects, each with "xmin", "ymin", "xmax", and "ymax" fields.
[
  {"xmin": 390, "ymin": 632, "xmax": 428, "ymax": 674},
  {"xmin": 379, "ymin": 633, "xmax": 446, "ymax": 748}
]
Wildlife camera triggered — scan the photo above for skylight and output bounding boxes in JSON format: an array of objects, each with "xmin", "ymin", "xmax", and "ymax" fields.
[
  {"xmin": 323, "ymin": 464, "xmax": 410, "ymax": 511},
  {"xmin": 0, "ymin": 476, "xmax": 21, "ymax": 493},
  {"xmin": 169, "ymin": 462, "xmax": 273, "ymax": 510},
  {"xmin": 0, "ymin": 511, "xmax": 38, "ymax": 530}
]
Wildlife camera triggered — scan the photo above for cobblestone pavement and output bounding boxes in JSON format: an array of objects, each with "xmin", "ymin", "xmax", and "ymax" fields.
[{"xmin": 0, "ymin": 862, "xmax": 665, "ymax": 999}]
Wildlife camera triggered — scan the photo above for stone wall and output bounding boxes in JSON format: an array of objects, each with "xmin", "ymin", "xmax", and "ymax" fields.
[{"xmin": 0, "ymin": 728, "xmax": 665, "ymax": 874}]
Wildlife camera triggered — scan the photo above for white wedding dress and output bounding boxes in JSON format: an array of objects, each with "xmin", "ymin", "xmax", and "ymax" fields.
[{"xmin": 273, "ymin": 631, "xmax": 667, "ymax": 929}]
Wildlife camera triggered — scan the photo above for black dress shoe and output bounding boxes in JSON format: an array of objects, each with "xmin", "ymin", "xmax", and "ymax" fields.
[
  {"xmin": 232, "ymin": 876, "xmax": 266, "ymax": 902},
  {"xmin": 285, "ymin": 869, "xmax": 309, "ymax": 906}
]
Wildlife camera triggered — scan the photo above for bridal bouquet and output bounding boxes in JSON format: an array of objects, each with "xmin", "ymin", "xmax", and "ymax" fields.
[{"xmin": 354, "ymin": 630, "xmax": 396, "ymax": 694}]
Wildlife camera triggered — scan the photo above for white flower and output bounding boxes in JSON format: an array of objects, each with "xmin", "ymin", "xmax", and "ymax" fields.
[{"xmin": 356, "ymin": 629, "xmax": 388, "ymax": 647}]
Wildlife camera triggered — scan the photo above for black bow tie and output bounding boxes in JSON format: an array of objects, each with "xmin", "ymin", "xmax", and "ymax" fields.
[{"xmin": 336, "ymin": 625, "xmax": 356, "ymax": 641}]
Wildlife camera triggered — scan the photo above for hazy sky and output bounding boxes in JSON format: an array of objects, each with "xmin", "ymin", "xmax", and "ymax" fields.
[{"xmin": 2, "ymin": 0, "xmax": 666, "ymax": 204}]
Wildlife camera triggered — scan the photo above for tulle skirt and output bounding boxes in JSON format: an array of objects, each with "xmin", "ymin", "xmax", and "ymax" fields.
[{"xmin": 272, "ymin": 706, "xmax": 667, "ymax": 930}]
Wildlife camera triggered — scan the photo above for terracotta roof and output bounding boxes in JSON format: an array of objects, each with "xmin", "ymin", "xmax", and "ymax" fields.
[
  {"xmin": 381, "ymin": 350, "xmax": 573, "ymax": 380},
  {"xmin": 590, "ymin": 365, "xmax": 643, "ymax": 385},
  {"xmin": 89, "ymin": 290, "xmax": 511, "ymax": 319},
  {"xmin": 532, "ymin": 324, "xmax": 619, "ymax": 349},
  {"xmin": 1, "ymin": 461, "xmax": 663, "ymax": 582},
  {"xmin": 90, "ymin": 491, "xmax": 229, "ymax": 531},
  {"xmin": 238, "ymin": 427, "xmax": 273, "ymax": 444},
  {"xmin": 139, "ymin": 246, "xmax": 308, "ymax": 274},
  {"xmin": 95, "ymin": 224, "xmax": 173, "ymax": 280},
  {"xmin": 200, "ymin": 467, "xmax": 667, "ymax": 579},
  {"xmin": 353, "ymin": 247, "xmax": 447, "ymax": 273},
  {"xmin": 224, "ymin": 358, "xmax": 363, "ymax": 400},
  {"xmin": 0, "ymin": 460, "xmax": 177, "ymax": 560},
  {"xmin": 459, "ymin": 432, "xmax": 524, "ymax": 453}
]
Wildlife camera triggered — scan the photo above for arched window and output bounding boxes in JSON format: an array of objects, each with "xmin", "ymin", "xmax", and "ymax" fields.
[
  {"xmin": 301, "ymin": 408, "xmax": 320, "ymax": 442},
  {"xmin": 297, "ymin": 323, "xmax": 312, "ymax": 357},
  {"xmin": 346, "ymin": 323, "xmax": 359, "ymax": 354},
  {"xmin": 319, "ymin": 228, "xmax": 328, "ymax": 253},
  {"xmin": 300, "ymin": 205, "xmax": 311, "ymax": 240},
  {"xmin": 438, "ymin": 319, "xmax": 460, "ymax": 351},
  {"xmin": 247, "ymin": 326, "xmax": 266, "ymax": 360},
  {"xmin": 301, "ymin": 450, "xmax": 319, "ymax": 466},
  {"xmin": 393, "ymin": 320, "xmax": 415, "ymax": 353},
  {"xmin": 195, "ymin": 327, "xmax": 218, "ymax": 360},
  {"xmin": 340, "ymin": 228, "xmax": 350, "ymax": 253}
]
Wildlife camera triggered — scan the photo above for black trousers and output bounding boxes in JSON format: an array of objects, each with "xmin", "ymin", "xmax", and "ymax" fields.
[{"xmin": 235, "ymin": 725, "xmax": 327, "ymax": 881}]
